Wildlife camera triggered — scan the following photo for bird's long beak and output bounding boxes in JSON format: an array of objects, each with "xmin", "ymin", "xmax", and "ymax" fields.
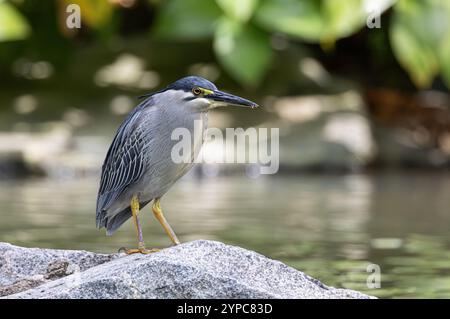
[{"xmin": 208, "ymin": 90, "xmax": 259, "ymax": 109}]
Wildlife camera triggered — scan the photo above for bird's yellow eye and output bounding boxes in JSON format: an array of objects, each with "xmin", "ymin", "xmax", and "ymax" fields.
[{"xmin": 192, "ymin": 87, "xmax": 202, "ymax": 95}]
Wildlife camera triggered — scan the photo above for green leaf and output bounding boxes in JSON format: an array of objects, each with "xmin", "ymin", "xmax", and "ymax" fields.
[
  {"xmin": 215, "ymin": 0, "xmax": 259, "ymax": 22},
  {"xmin": 213, "ymin": 18, "xmax": 272, "ymax": 86},
  {"xmin": 153, "ymin": 0, "xmax": 222, "ymax": 40},
  {"xmin": 0, "ymin": 0, "xmax": 30, "ymax": 41},
  {"xmin": 390, "ymin": 24, "xmax": 437, "ymax": 87},
  {"xmin": 322, "ymin": 0, "xmax": 366, "ymax": 40},
  {"xmin": 255, "ymin": 0, "xmax": 394, "ymax": 43},
  {"xmin": 254, "ymin": 0, "xmax": 323, "ymax": 42},
  {"xmin": 390, "ymin": 19, "xmax": 438, "ymax": 88},
  {"xmin": 389, "ymin": 0, "xmax": 450, "ymax": 88}
]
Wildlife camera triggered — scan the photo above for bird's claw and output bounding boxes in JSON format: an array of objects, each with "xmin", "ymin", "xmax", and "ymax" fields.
[
  {"xmin": 118, "ymin": 246, "xmax": 160, "ymax": 255},
  {"xmin": 137, "ymin": 247, "xmax": 160, "ymax": 254}
]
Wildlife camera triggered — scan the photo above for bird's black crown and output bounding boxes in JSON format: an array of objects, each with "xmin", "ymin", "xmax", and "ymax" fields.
[
  {"xmin": 138, "ymin": 76, "xmax": 217, "ymax": 100},
  {"xmin": 166, "ymin": 76, "xmax": 217, "ymax": 92}
]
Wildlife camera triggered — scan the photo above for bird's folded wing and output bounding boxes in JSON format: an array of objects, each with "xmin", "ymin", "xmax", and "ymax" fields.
[{"xmin": 96, "ymin": 103, "xmax": 150, "ymax": 226}]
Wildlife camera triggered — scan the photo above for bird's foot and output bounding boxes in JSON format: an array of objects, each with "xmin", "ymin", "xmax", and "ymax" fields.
[
  {"xmin": 118, "ymin": 243, "xmax": 160, "ymax": 255},
  {"xmin": 126, "ymin": 247, "xmax": 160, "ymax": 255}
]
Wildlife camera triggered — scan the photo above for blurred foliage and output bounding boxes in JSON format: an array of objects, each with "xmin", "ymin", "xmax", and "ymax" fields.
[
  {"xmin": 153, "ymin": 0, "xmax": 395, "ymax": 86},
  {"xmin": 0, "ymin": 0, "xmax": 450, "ymax": 89},
  {"xmin": 255, "ymin": 0, "xmax": 372, "ymax": 43},
  {"xmin": 0, "ymin": 0, "xmax": 30, "ymax": 41},
  {"xmin": 213, "ymin": 18, "xmax": 271, "ymax": 85},
  {"xmin": 390, "ymin": 0, "xmax": 450, "ymax": 88},
  {"xmin": 152, "ymin": 0, "xmax": 448, "ymax": 89},
  {"xmin": 153, "ymin": 0, "xmax": 450, "ymax": 89},
  {"xmin": 153, "ymin": 0, "xmax": 222, "ymax": 39}
]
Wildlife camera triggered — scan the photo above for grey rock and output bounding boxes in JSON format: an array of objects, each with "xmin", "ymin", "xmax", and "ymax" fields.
[
  {"xmin": 0, "ymin": 242, "xmax": 118, "ymax": 296},
  {"xmin": 1, "ymin": 240, "xmax": 374, "ymax": 299}
]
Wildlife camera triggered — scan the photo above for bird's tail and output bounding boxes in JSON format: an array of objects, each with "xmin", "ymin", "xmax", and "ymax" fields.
[
  {"xmin": 105, "ymin": 207, "xmax": 132, "ymax": 236},
  {"xmin": 102, "ymin": 199, "xmax": 152, "ymax": 236}
]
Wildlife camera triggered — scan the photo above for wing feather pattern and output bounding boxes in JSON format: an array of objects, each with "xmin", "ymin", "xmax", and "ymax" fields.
[{"xmin": 96, "ymin": 100, "xmax": 153, "ymax": 229}]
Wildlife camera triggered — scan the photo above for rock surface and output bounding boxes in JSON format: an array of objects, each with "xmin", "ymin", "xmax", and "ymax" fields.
[
  {"xmin": 1, "ymin": 240, "xmax": 373, "ymax": 299},
  {"xmin": 0, "ymin": 242, "xmax": 119, "ymax": 296}
]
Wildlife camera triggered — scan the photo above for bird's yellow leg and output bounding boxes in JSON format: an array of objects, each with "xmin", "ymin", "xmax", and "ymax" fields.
[
  {"xmin": 123, "ymin": 195, "xmax": 160, "ymax": 255},
  {"xmin": 152, "ymin": 198, "xmax": 180, "ymax": 245}
]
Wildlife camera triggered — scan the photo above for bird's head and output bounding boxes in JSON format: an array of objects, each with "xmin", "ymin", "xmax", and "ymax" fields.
[{"xmin": 148, "ymin": 76, "xmax": 259, "ymax": 112}]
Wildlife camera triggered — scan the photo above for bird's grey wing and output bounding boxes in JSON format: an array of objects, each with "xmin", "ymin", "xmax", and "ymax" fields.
[{"xmin": 96, "ymin": 100, "xmax": 152, "ymax": 228}]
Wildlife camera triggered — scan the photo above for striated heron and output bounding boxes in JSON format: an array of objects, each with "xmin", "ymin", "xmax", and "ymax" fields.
[{"xmin": 96, "ymin": 76, "xmax": 258, "ymax": 254}]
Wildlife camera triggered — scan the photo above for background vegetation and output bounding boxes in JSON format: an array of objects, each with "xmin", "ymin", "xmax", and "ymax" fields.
[{"xmin": 1, "ymin": 0, "xmax": 450, "ymax": 88}]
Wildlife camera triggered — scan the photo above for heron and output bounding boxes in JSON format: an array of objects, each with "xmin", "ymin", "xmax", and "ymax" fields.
[{"xmin": 96, "ymin": 76, "xmax": 258, "ymax": 254}]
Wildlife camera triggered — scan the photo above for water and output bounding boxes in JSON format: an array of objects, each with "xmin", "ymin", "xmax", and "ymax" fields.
[{"xmin": 0, "ymin": 172, "xmax": 449, "ymax": 298}]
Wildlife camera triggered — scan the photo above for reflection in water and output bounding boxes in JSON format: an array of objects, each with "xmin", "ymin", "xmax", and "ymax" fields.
[{"xmin": 0, "ymin": 172, "xmax": 449, "ymax": 298}]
